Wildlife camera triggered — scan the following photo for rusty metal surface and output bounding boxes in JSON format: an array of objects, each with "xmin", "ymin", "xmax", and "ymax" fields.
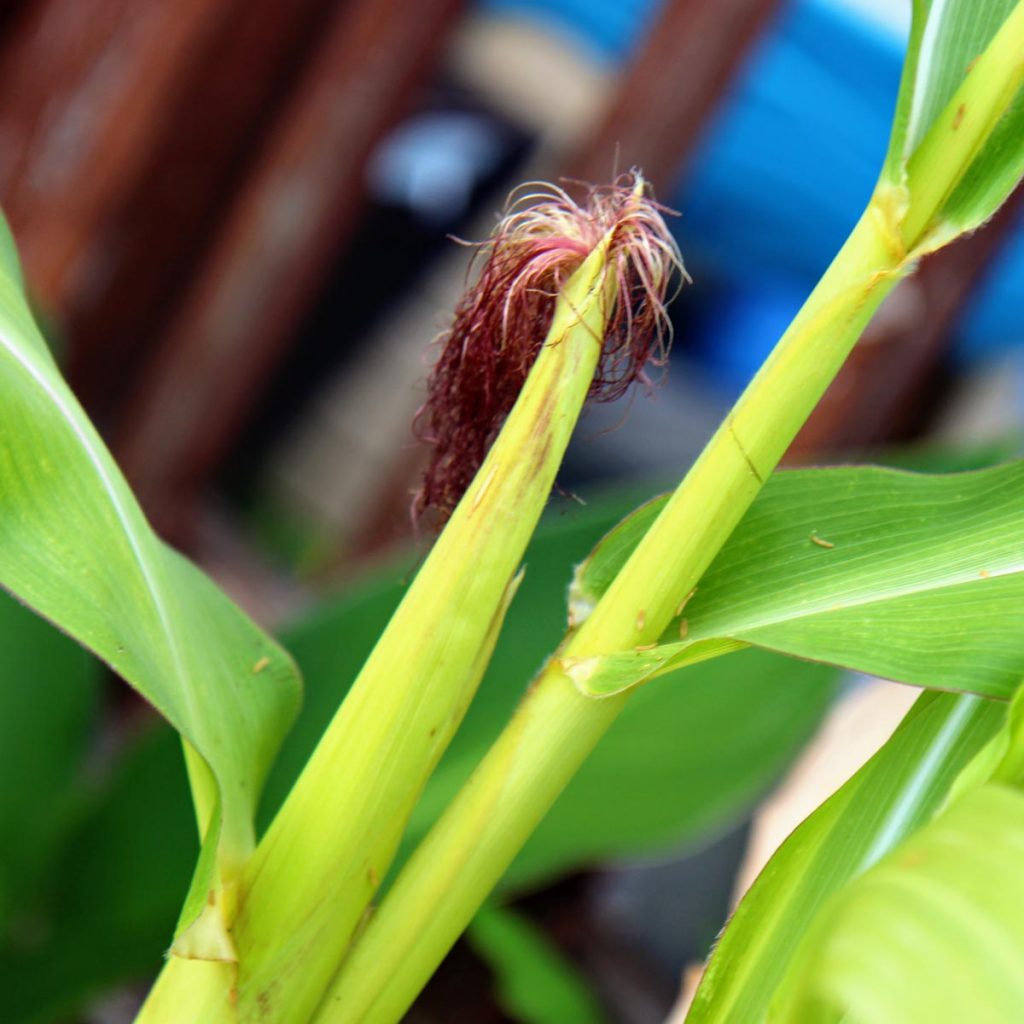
[{"xmin": 114, "ymin": 0, "xmax": 466, "ymax": 527}]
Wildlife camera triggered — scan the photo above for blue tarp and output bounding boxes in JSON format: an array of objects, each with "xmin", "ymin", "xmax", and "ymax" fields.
[{"xmin": 480, "ymin": 0, "xmax": 1023, "ymax": 391}]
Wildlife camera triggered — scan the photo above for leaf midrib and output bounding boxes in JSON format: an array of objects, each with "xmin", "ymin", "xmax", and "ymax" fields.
[{"xmin": 686, "ymin": 555, "xmax": 1023, "ymax": 644}]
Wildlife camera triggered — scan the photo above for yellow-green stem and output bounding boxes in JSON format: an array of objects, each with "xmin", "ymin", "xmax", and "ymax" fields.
[
  {"xmin": 134, "ymin": 958, "xmax": 235, "ymax": 1023},
  {"xmin": 313, "ymin": 199, "xmax": 907, "ymax": 1023}
]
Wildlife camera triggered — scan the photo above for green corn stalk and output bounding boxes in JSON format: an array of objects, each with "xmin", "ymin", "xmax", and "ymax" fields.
[{"xmin": 313, "ymin": 7, "xmax": 1024, "ymax": 1020}]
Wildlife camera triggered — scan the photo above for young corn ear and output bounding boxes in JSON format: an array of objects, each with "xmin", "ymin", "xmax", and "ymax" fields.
[
  {"xmin": 136, "ymin": 174, "xmax": 682, "ymax": 1024},
  {"xmin": 415, "ymin": 177, "xmax": 683, "ymax": 519}
]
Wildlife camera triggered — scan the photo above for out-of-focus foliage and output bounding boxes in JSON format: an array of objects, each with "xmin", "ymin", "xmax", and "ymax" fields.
[
  {"xmin": 0, "ymin": 724, "xmax": 194, "ymax": 1024},
  {"xmin": 0, "ymin": 590, "xmax": 98, "ymax": 931},
  {"xmin": 468, "ymin": 907, "xmax": 605, "ymax": 1024}
]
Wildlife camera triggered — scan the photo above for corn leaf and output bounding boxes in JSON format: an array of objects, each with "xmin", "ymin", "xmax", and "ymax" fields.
[
  {"xmin": 889, "ymin": 0, "xmax": 1019, "ymax": 166},
  {"xmin": 771, "ymin": 782, "xmax": 1024, "ymax": 1023},
  {"xmin": 0, "ymin": 215, "xmax": 300, "ymax": 956},
  {"xmin": 938, "ymin": 84, "xmax": 1024, "ymax": 234},
  {"xmin": 689, "ymin": 690, "xmax": 1004, "ymax": 1023},
  {"xmin": 881, "ymin": 0, "xmax": 1024, "ymax": 239},
  {"xmin": 569, "ymin": 463, "xmax": 1024, "ymax": 699}
]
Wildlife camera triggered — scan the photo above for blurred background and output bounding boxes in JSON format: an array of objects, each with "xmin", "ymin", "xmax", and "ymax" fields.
[{"xmin": 1, "ymin": 0, "xmax": 1022, "ymax": 1020}]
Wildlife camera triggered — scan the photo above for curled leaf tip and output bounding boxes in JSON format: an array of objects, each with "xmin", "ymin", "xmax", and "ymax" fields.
[{"xmin": 413, "ymin": 171, "xmax": 687, "ymax": 521}]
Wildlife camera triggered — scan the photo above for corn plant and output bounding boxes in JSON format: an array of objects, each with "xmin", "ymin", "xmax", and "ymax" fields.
[{"xmin": 1, "ymin": 1, "xmax": 1023, "ymax": 1021}]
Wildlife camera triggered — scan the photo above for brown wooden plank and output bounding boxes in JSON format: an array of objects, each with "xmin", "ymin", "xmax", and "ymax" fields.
[
  {"xmin": 565, "ymin": 0, "xmax": 783, "ymax": 193},
  {"xmin": 0, "ymin": 0, "xmax": 227, "ymax": 310},
  {"xmin": 115, "ymin": 0, "xmax": 466, "ymax": 526},
  {"xmin": 66, "ymin": 0, "xmax": 335, "ymax": 419}
]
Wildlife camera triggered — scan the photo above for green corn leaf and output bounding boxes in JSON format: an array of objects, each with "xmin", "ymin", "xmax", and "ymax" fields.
[
  {"xmin": 0, "ymin": 215, "xmax": 301, "ymax": 958},
  {"xmin": 689, "ymin": 689, "xmax": 1004, "ymax": 1024},
  {"xmin": 771, "ymin": 782, "xmax": 1024, "ymax": 1024},
  {"xmin": 880, "ymin": 0, "xmax": 930, "ymax": 186},
  {"xmin": 467, "ymin": 906, "xmax": 605, "ymax": 1024},
  {"xmin": 568, "ymin": 463, "xmax": 1024, "ymax": 699},
  {"xmin": 937, "ymin": 84, "xmax": 1024, "ymax": 235},
  {"xmin": 878, "ymin": 0, "xmax": 1024, "ymax": 245},
  {"xmin": 887, "ymin": 0, "xmax": 1019, "ymax": 168},
  {"xmin": 946, "ymin": 665, "xmax": 1024, "ymax": 799}
]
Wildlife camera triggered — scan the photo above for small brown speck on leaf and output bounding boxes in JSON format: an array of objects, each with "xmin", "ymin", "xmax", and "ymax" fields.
[
  {"xmin": 675, "ymin": 588, "xmax": 696, "ymax": 617},
  {"xmin": 635, "ymin": 642, "xmax": 658, "ymax": 652},
  {"xmin": 252, "ymin": 656, "xmax": 270, "ymax": 674},
  {"xmin": 899, "ymin": 849, "xmax": 927, "ymax": 869},
  {"xmin": 636, "ymin": 609, "xmax": 646, "ymax": 632},
  {"xmin": 679, "ymin": 618, "xmax": 689, "ymax": 639},
  {"xmin": 810, "ymin": 533, "xmax": 835, "ymax": 549},
  {"xmin": 952, "ymin": 103, "xmax": 966, "ymax": 130}
]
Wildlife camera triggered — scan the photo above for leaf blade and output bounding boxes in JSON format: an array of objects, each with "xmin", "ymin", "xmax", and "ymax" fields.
[
  {"xmin": 0, "ymin": 231, "xmax": 300, "ymax": 954},
  {"xmin": 772, "ymin": 783, "xmax": 1024, "ymax": 1024},
  {"xmin": 573, "ymin": 463, "xmax": 1024, "ymax": 699},
  {"xmin": 689, "ymin": 690, "xmax": 1005, "ymax": 1023},
  {"xmin": 900, "ymin": 0, "xmax": 1019, "ymax": 161}
]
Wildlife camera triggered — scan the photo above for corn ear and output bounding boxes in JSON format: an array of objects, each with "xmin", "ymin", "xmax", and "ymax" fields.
[{"xmin": 221, "ymin": 236, "xmax": 617, "ymax": 1023}]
